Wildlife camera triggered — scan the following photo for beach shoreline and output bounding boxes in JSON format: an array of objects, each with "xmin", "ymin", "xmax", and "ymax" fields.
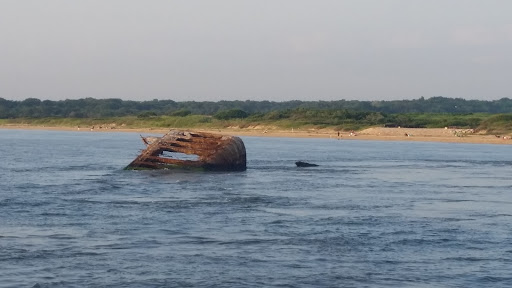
[{"xmin": 1, "ymin": 124, "xmax": 511, "ymax": 145}]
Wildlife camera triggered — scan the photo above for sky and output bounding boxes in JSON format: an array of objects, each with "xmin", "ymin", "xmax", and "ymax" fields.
[{"xmin": 1, "ymin": 0, "xmax": 511, "ymax": 102}]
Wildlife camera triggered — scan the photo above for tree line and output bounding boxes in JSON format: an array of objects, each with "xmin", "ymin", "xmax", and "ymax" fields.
[{"xmin": 1, "ymin": 96, "xmax": 512, "ymax": 119}]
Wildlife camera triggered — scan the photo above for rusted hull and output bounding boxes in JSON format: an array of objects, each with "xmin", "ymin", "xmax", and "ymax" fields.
[{"xmin": 125, "ymin": 130, "xmax": 246, "ymax": 171}]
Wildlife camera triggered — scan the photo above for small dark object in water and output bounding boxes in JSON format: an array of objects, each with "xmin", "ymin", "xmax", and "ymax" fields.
[{"xmin": 295, "ymin": 161, "xmax": 319, "ymax": 167}]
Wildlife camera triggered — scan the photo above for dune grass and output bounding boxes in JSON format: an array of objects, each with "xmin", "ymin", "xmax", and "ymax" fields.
[{"xmin": 2, "ymin": 112, "xmax": 512, "ymax": 134}]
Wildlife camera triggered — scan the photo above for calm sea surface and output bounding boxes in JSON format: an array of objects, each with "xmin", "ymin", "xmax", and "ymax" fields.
[{"xmin": 1, "ymin": 129, "xmax": 512, "ymax": 287}]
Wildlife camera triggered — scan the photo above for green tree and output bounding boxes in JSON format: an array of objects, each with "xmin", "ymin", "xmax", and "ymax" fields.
[
  {"xmin": 214, "ymin": 109, "xmax": 249, "ymax": 120},
  {"xmin": 170, "ymin": 109, "xmax": 192, "ymax": 117}
]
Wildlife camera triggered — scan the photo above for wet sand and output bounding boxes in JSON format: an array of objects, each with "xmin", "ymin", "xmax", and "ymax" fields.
[{"xmin": 1, "ymin": 124, "xmax": 511, "ymax": 145}]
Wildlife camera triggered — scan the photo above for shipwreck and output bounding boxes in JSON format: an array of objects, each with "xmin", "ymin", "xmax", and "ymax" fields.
[{"xmin": 125, "ymin": 130, "xmax": 246, "ymax": 171}]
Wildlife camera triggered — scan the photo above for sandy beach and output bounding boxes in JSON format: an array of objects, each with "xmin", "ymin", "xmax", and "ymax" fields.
[{"xmin": 1, "ymin": 124, "xmax": 511, "ymax": 145}]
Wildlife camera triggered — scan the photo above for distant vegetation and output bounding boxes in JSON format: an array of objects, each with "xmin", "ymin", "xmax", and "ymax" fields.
[
  {"xmin": 3, "ymin": 96, "xmax": 512, "ymax": 118},
  {"xmin": 1, "ymin": 96, "xmax": 512, "ymax": 133}
]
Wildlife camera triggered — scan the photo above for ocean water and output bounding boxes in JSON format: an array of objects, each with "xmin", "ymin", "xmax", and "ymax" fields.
[{"xmin": 1, "ymin": 129, "xmax": 512, "ymax": 288}]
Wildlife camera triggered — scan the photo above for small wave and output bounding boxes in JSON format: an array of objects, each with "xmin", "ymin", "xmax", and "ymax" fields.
[
  {"xmin": 32, "ymin": 281, "xmax": 75, "ymax": 288},
  {"xmin": 227, "ymin": 195, "xmax": 276, "ymax": 205},
  {"xmin": 47, "ymin": 234, "xmax": 76, "ymax": 240},
  {"xmin": 476, "ymin": 276, "xmax": 512, "ymax": 283},
  {"xmin": 218, "ymin": 238, "xmax": 278, "ymax": 246},
  {"xmin": 171, "ymin": 235, "xmax": 218, "ymax": 245},
  {"xmin": 438, "ymin": 198, "xmax": 475, "ymax": 203},
  {"xmin": 40, "ymin": 212, "xmax": 69, "ymax": 217},
  {"xmin": 444, "ymin": 256, "xmax": 493, "ymax": 262},
  {"xmin": 424, "ymin": 159, "xmax": 512, "ymax": 166},
  {"xmin": 389, "ymin": 238, "xmax": 455, "ymax": 247}
]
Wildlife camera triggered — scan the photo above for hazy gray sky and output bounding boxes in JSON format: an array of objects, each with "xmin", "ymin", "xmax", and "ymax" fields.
[{"xmin": 1, "ymin": 0, "xmax": 511, "ymax": 102}]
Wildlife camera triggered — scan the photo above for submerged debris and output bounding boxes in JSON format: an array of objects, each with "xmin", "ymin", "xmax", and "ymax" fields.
[{"xmin": 125, "ymin": 130, "xmax": 246, "ymax": 171}]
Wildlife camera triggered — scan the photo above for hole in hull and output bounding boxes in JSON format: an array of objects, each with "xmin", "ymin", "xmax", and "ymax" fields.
[{"xmin": 160, "ymin": 151, "xmax": 199, "ymax": 161}]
